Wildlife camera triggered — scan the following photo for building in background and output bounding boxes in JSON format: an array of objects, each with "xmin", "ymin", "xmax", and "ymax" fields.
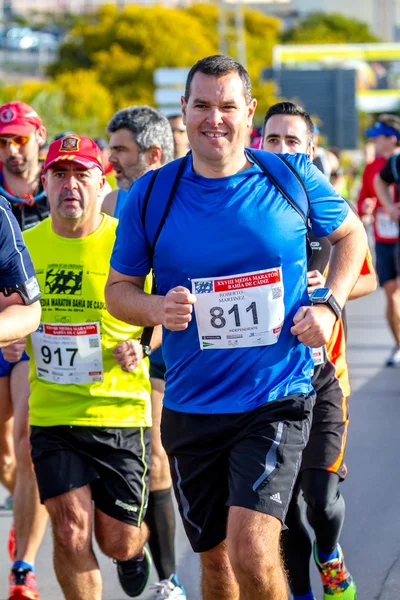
[
  {"xmin": 0, "ymin": 0, "xmax": 191, "ymax": 13},
  {"xmin": 268, "ymin": 41, "xmax": 400, "ymax": 148},
  {"xmin": 292, "ymin": 0, "xmax": 399, "ymax": 42},
  {"xmin": 3, "ymin": 0, "xmax": 293, "ymax": 12},
  {"xmin": 2, "ymin": 0, "xmax": 400, "ymax": 42}
]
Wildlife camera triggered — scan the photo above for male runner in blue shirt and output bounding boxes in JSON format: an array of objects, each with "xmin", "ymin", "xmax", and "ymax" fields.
[{"xmin": 105, "ymin": 55, "xmax": 367, "ymax": 600}]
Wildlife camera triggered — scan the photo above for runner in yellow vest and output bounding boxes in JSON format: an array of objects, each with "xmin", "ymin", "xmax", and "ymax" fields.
[{"xmin": 4, "ymin": 134, "xmax": 155, "ymax": 600}]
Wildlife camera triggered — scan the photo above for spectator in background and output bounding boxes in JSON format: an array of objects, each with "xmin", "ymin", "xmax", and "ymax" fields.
[
  {"xmin": 167, "ymin": 113, "xmax": 190, "ymax": 159},
  {"xmin": 313, "ymin": 124, "xmax": 340, "ymax": 181},
  {"xmin": 38, "ymin": 142, "xmax": 49, "ymax": 162},
  {"xmin": 358, "ymin": 115, "xmax": 400, "ymax": 366},
  {"xmin": 93, "ymin": 137, "xmax": 113, "ymax": 203},
  {"xmin": 102, "ymin": 106, "xmax": 185, "ymax": 598},
  {"xmin": 94, "ymin": 137, "xmax": 113, "ymax": 179}
]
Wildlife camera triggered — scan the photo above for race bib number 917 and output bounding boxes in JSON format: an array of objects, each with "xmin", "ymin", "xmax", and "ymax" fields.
[
  {"xmin": 31, "ymin": 322, "xmax": 104, "ymax": 384},
  {"xmin": 192, "ymin": 267, "xmax": 285, "ymax": 350}
]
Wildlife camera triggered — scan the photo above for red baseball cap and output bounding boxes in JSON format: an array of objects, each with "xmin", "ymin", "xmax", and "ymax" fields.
[
  {"xmin": 0, "ymin": 101, "xmax": 43, "ymax": 136},
  {"xmin": 43, "ymin": 135, "xmax": 104, "ymax": 173}
]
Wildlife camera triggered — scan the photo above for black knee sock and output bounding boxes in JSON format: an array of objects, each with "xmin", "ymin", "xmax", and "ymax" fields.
[
  {"xmin": 302, "ymin": 470, "xmax": 345, "ymax": 554},
  {"xmin": 282, "ymin": 479, "xmax": 313, "ymax": 596},
  {"xmin": 145, "ymin": 488, "xmax": 176, "ymax": 581}
]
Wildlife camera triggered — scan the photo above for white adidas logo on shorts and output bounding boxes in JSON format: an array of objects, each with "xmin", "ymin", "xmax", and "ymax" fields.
[{"xmin": 270, "ymin": 492, "xmax": 282, "ymax": 504}]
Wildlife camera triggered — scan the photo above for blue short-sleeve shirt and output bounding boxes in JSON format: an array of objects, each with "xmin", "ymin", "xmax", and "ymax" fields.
[{"xmin": 111, "ymin": 153, "xmax": 349, "ymax": 414}]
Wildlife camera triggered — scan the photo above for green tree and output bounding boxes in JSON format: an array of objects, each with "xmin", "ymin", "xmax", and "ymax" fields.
[
  {"xmin": 49, "ymin": 3, "xmax": 280, "ymax": 122},
  {"xmin": 49, "ymin": 4, "xmax": 216, "ymax": 107},
  {"xmin": 0, "ymin": 70, "xmax": 114, "ymax": 139},
  {"xmin": 282, "ymin": 12, "xmax": 380, "ymax": 44},
  {"xmin": 187, "ymin": 4, "xmax": 280, "ymax": 122}
]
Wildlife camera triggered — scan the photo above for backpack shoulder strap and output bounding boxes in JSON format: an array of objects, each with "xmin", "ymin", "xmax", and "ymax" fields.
[
  {"xmin": 246, "ymin": 149, "xmax": 311, "ymax": 227},
  {"xmin": 141, "ymin": 154, "xmax": 189, "ymax": 266},
  {"xmin": 139, "ymin": 154, "xmax": 189, "ymax": 348}
]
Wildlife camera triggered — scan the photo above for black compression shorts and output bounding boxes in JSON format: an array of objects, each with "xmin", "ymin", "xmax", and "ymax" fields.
[{"xmin": 304, "ymin": 360, "xmax": 349, "ymax": 480}]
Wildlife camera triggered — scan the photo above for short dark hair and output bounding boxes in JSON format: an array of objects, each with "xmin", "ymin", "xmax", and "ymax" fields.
[
  {"xmin": 184, "ymin": 55, "xmax": 252, "ymax": 105},
  {"xmin": 263, "ymin": 102, "xmax": 314, "ymax": 144},
  {"xmin": 377, "ymin": 113, "xmax": 400, "ymax": 135},
  {"xmin": 107, "ymin": 106, "xmax": 174, "ymax": 165}
]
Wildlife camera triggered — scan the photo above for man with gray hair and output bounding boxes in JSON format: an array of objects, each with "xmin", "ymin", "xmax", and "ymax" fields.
[
  {"xmin": 102, "ymin": 106, "xmax": 185, "ymax": 599},
  {"xmin": 102, "ymin": 105, "xmax": 174, "ymax": 217}
]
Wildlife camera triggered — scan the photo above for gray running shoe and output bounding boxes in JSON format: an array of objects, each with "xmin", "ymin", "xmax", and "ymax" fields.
[{"xmin": 386, "ymin": 347, "xmax": 400, "ymax": 367}]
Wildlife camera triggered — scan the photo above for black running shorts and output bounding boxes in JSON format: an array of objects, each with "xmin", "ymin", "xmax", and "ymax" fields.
[
  {"xmin": 303, "ymin": 360, "xmax": 349, "ymax": 480},
  {"xmin": 375, "ymin": 241, "xmax": 397, "ymax": 287},
  {"xmin": 30, "ymin": 425, "xmax": 151, "ymax": 526},
  {"xmin": 161, "ymin": 393, "xmax": 314, "ymax": 553}
]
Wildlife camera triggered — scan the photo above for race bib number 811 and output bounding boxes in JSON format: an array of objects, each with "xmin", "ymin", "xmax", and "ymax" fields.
[
  {"xmin": 192, "ymin": 267, "xmax": 285, "ymax": 350},
  {"xmin": 31, "ymin": 322, "xmax": 104, "ymax": 384}
]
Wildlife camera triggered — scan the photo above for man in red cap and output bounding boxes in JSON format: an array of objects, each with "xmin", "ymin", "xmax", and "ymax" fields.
[
  {"xmin": 0, "ymin": 101, "xmax": 48, "ymax": 229},
  {"xmin": 0, "ymin": 101, "xmax": 49, "ymax": 595},
  {"xmin": 3, "ymin": 134, "xmax": 156, "ymax": 600}
]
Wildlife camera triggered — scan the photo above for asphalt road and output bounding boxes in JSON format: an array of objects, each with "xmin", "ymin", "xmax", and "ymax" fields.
[{"xmin": 0, "ymin": 288, "xmax": 399, "ymax": 599}]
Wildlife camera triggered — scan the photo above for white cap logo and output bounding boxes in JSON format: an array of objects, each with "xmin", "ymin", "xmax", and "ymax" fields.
[{"xmin": 0, "ymin": 108, "xmax": 16, "ymax": 123}]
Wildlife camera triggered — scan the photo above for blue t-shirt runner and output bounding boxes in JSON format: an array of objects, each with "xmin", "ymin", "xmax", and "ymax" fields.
[
  {"xmin": 113, "ymin": 189, "xmax": 128, "ymax": 220},
  {"xmin": 0, "ymin": 196, "xmax": 38, "ymax": 292},
  {"xmin": 111, "ymin": 152, "xmax": 348, "ymax": 415}
]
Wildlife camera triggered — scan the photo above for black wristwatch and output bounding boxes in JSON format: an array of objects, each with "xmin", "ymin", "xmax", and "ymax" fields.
[
  {"xmin": 309, "ymin": 287, "xmax": 342, "ymax": 320},
  {"xmin": 142, "ymin": 344, "xmax": 152, "ymax": 358}
]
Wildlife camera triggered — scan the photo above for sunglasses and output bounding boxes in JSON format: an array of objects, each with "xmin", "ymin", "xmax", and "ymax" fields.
[
  {"xmin": 0, "ymin": 132, "xmax": 33, "ymax": 148},
  {"xmin": 171, "ymin": 128, "xmax": 186, "ymax": 134}
]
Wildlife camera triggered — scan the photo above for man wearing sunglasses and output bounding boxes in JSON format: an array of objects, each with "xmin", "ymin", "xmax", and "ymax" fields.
[
  {"xmin": 0, "ymin": 101, "xmax": 49, "ymax": 600},
  {"xmin": 0, "ymin": 102, "xmax": 49, "ymax": 230}
]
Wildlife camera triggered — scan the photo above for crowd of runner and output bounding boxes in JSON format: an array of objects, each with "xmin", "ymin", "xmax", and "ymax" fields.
[{"xmin": 0, "ymin": 53, "xmax": 397, "ymax": 600}]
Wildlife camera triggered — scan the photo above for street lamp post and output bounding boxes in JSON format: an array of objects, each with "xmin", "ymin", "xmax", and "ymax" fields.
[
  {"xmin": 3, "ymin": 0, "xmax": 12, "ymax": 20},
  {"xmin": 235, "ymin": 1, "xmax": 246, "ymax": 68},
  {"xmin": 218, "ymin": 0, "xmax": 247, "ymax": 67},
  {"xmin": 218, "ymin": 0, "xmax": 228, "ymax": 55}
]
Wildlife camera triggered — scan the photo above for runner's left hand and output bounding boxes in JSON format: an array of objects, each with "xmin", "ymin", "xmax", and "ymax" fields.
[
  {"xmin": 113, "ymin": 339, "xmax": 144, "ymax": 372},
  {"xmin": 290, "ymin": 305, "xmax": 337, "ymax": 347}
]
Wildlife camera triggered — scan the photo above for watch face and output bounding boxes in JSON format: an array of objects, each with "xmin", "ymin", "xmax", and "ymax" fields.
[{"xmin": 311, "ymin": 287, "xmax": 330, "ymax": 301}]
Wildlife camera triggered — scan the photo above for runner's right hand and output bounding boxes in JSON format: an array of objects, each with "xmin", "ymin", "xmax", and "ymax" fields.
[
  {"xmin": 362, "ymin": 197, "xmax": 376, "ymax": 215},
  {"xmin": 1, "ymin": 338, "xmax": 27, "ymax": 362},
  {"xmin": 163, "ymin": 286, "xmax": 196, "ymax": 331},
  {"xmin": 387, "ymin": 204, "xmax": 400, "ymax": 222}
]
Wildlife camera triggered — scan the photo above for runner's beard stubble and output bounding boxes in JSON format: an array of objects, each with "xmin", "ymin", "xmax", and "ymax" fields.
[
  {"xmin": 58, "ymin": 192, "xmax": 84, "ymax": 219},
  {"xmin": 5, "ymin": 155, "xmax": 29, "ymax": 175}
]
